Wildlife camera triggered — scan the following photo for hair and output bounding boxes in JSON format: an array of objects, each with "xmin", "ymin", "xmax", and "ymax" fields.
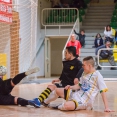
[
  {"xmin": 106, "ymin": 25, "xmax": 111, "ymax": 31},
  {"xmin": 95, "ymin": 33, "xmax": 102, "ymax": 38},
  {"xmin": 83, "ymin": 56, "xmax": 95, "ymax": 67},
  {"xmin": 80, "ymin": 29, "xmax": 85, "ymax": 33},
  {"xmin": 66, "ymin": 46, "xmax": 76, "ymax": 57}
]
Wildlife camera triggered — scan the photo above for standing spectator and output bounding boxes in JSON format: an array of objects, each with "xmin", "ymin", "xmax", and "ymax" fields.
[
  {"xmin": 67, "ymin": 34, "xmax": 81, "ymax": 58},
  {"xmin": 104, "ymin": 25, "xmax": 114, "ymax": 44},
  {"xmin": 74, "ymin": 29, "xmax": 85, "ymax": 47},
  {"xmin": 95, "ymin": 41, "xmax": 116, "ymax": 70},
  {"xmin": 93, "ymin": 33, "xmax": 103, "ymax": 48}
]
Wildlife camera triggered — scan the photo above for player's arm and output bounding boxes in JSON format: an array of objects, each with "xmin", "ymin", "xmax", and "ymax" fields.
[
  {"xmin": 101, "ymin": 92, "xmax": 114, "ymax": 112},
  {"xmin": 65, "ymin": 84, "xmax": 80, "ymax": 90}
]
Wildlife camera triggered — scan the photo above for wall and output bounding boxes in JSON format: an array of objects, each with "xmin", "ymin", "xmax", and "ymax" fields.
[{"xmin": 50, "ymin": 38, "xmax": 67, "ymax": 75}]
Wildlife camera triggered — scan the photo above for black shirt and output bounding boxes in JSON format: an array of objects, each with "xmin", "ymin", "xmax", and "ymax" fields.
[{"xmin": 59, "ymin": 58, "xmax": 82, "ymax": 87}]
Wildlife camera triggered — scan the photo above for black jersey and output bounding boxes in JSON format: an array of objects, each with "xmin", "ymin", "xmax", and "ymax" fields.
[{"xmin": 59, "ymin": 58, "xmax": 82, "ymax": 87}]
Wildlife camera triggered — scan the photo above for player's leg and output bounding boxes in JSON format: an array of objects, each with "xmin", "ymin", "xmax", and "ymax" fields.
[
  {"xmin": 38, "ymin": 84, "xmax": 56, "ymax": 103},
  {"xmin": 44, "ymin": 88, "xmax": 65, "ymax": 104},
  {"xmin": 0, "ymin": 94, "xmax": 29, "ymax": 106},
  {"xmin": 29, "ymin": 88, "xmax": 65, "ymax": 108},
  {"xmin": 11, "ymin": 67, "xmax": 39, "ymax": 86},
  {"xmin": 53, "ymin": 101, "xmax": 76, "ymax": 111}
]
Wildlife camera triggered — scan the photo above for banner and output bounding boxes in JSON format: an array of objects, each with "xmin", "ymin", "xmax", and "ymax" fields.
[{"xmin": 0, "ymin": 0, "xmax": 12, "ymax": 24}]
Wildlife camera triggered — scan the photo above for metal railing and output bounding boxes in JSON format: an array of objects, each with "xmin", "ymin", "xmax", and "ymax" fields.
[
  {"xmin": 41, "ymin": 8, "xmax": 79, "ymax": 35},
  {"xmin": 62, "ymin": 18, "xmax": 80, "ymax": 59}
]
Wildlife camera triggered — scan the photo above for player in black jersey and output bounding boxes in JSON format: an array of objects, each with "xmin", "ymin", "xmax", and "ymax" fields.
[
  {"xmin": 28, "ymin": 46, "xmax": 83, "ymax": 107},
  {"xmin": 0, "ymin": 67, "xmax": 39, "ymax": 106}
]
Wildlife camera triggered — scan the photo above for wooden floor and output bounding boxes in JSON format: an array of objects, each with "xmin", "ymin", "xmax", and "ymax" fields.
[{"xmin": 0, "ymin": 81, "xmax": 117, "ymax": 117}]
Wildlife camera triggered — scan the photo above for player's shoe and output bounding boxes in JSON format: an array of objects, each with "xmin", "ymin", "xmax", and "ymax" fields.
[
  {"xmin": 25, "ymin": 67, "xmax": 40, "ymax": 75},
  {"xmin": 48, "ymin": 104, "xmax": 61, "ymax": 109},
  {"xmin": 28, "ymin": 98, "xmax": 41, "ymax": 108},
  {"xmin": 41, "ymin": 102, "xmax": 48, "ymax": 107}
]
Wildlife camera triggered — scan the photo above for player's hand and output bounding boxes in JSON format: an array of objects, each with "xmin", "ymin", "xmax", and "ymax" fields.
[
  {"xmin": 52, "ymin": 79, "xmax": 60, "ymax": 84},
  {"xmin": 104, "ymin": 108, "xmax": 115, "ymax": 112},
  {"xmin": 65, "ymin": 85, "xmax": 71, "ymax": 90},
  {"xmin": 74, "ymin": 78, "xmax": 79, "ymax": 85}
]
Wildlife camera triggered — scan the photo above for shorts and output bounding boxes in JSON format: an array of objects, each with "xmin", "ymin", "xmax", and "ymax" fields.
[
  {"xmin": 64, "ymin": 89, "xmax": 92, "ymax": 110},
  {"xmin": 0, "ymin": 94, "xmax": 15, "ymax": 105},
  {"xmin": 0, "ymin": 78, "xmax": 13, "ymax": 95},
  {"xmin": 54, "ymin": 83, "xmax": 64, "ymax": 88}
]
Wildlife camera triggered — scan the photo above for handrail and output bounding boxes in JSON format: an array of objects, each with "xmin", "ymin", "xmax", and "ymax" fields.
[
  {"xmin": 41, "ymin": 8, "xmax": 78, "ymax": 26},
  {"xmin": 62, "ymin": 18, "xmax": 79, "ymax": 59}
]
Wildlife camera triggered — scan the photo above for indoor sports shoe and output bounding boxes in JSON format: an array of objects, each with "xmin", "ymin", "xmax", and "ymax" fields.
[
  {"xmin": 48, "ymin": 104, "xmax": 61, "ymax": 109},
  {"xmin": 28, "ymin": 98, "xmax": 41, "ymax": 108},
  {"xmin": 25, "ymin": 67, "xmax": 40, "ymax": 76}
]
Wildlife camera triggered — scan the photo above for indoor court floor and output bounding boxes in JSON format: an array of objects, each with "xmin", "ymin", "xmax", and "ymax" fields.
[{"xmin": 0, "ymin": 81, "xmax": 117, "ymax": 117}]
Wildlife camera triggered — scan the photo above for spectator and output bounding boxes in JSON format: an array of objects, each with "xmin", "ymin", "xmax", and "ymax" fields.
[
  {"xmin": 95, "ymin": 41, "xmax": 116, "ymax": 70},
  {"xmin": 93, "ymin": 33, "xmax": 103, "ymax": 48},
  {"xmin": 74, "ymin": 29, "xmax": 85, "ymax": 47},
  {"xmin": 67, "ymin": 34, "xmax": 81, "ymax": 58},
  {"xmin": 104, "ymin": 25, "xmax": 114, "ymax": 44}
]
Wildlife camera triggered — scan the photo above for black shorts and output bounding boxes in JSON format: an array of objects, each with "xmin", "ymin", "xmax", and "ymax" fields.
[
  {"xmin": 0, "ymin": 78, "xmax": 13, "ymax": 95},
  {"xmin": 54, "ymin": 83, "xmax": 64, "ymax": 88},
  {"xmin": 0, "ymin": 94, "xmax": 15, "ymax": 105}
]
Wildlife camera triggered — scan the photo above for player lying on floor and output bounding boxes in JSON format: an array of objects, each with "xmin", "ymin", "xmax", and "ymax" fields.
[
  {"xmin": 30, "ymin": 56, "xmax": 114, "ymax": 112},
  {"xmin": 0, "ymin": 66, "xmax": 39, "ymax": 107},
  {"xmin": 29, "ymin": 46, "xmax": 83, "ymax": 107}
]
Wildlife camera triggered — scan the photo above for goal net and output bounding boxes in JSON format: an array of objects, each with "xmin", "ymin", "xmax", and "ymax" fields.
[{"xmin": 0, "ymin": 0, "xmax": 38, "ymax": 80}]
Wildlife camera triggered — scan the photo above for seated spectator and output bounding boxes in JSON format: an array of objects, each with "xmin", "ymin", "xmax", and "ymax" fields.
[
  {"xmin": 95, "ymin": 41, "xmax": 116, "ymax": 70},
  {"xmin": 67, "ymin": 34, "xmax": 81, "ymax": 58},
  {"xmin": 104, "ymin": 25, "xmax": 114, "ymax": 44},
  {"xmin": 74, "ymin": 29, "xmax": 85, "ymax": 47},
  {"xmin": 93, "ymin": 33, "xmax": 103, "ymax": 48}
]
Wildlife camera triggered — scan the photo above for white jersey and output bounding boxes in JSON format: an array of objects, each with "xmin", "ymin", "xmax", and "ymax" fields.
[{"xmin": 68, "ymin": 70, "xmax": 108, "ymax": 109}]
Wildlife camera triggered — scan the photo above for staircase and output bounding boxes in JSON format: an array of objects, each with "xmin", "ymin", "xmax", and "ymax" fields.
[{"xmin": 80, "ymin": 3, "xmax": 117, "ymax": 78}]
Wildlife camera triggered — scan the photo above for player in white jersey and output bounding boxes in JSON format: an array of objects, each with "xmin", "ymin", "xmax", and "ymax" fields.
[{"xmin": 31, "ymin": 56, "xmax": 113, "ymax": 112}]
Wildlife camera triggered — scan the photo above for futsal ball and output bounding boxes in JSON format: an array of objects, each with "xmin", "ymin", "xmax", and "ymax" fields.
[{"xmin": 0, "ymin": 66, "xmax": 7, "ymax": 76}]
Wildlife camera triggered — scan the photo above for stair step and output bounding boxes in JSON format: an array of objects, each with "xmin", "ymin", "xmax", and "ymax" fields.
[
  {"xmin": 86, "ymin": 12, "xmax": 112, "ymax": 16},
  {"xmin": 82, "ymin": 22, "xmax": 108, "ymax": 26},
  {"xmin": 99, "ymin": 70, "xmax": 117, "ymax": 78},
  {"xmin": 81, "ymin": 26, "xmax": 104, "ymax": 29},
  {"xmin": 88, "ymin": 9, "xmax": 114, "ymax": 13},
  {"xmin": 84, "ymin": 45, "xmax": 94, "ymax": 48},
  {"xmin": 85, "ymin": 15, "xmax": 111, "ymax": 19},
  {"xmin": 85, "ymin": 33, "xmax": 104, "ymax": 36},
  {"xmin": 80, "ymin": 52, "xmax": 95, "ymax": 56},
  {"xmin": 81, "ymin": 48, "xmax": 95, "ymax": 53},
  {"xmin": 88, "ymin": 6, "xmax": 114, "ymax": 10},
  {"xmin": 85, "ymin": 40, "xmax": 94, "ymax": 45},
  {"xmin": 83, "ymin": 18, "xmax": 111, "ymax": 22}
]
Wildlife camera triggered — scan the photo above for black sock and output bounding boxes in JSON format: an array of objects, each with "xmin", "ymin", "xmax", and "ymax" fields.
[
  {"xmin": 17, "ymin": 98, "xmax": 28, "ymax": 106},
  {"xmin": 12, "ymin": 72, "xmax": 26, "ymax": 85}
]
